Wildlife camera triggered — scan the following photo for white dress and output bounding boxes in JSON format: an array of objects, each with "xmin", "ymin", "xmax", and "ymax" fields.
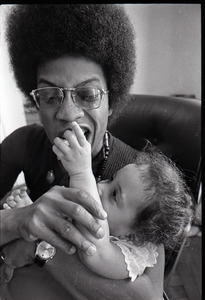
[{"xmin": 110, "ymin": 236, "xmax": 158, "ymax": 282}]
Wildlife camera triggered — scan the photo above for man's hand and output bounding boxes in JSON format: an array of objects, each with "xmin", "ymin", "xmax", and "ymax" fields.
[{"xmin": 16, "ymin": 186, "xmax": 107, "ymax": 256}]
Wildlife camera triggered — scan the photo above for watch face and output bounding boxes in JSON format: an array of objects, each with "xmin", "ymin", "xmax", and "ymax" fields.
[{"xmin": 37, "ymin": 241, "xmax": 56, "ymax": 260}]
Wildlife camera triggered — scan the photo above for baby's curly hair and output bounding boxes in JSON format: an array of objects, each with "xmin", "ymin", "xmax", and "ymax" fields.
[
  {"xmin": 131, "ymin": 146, "xmax": 193, "ymax": 251},
  {"xmin": 6, "ymin": 4, "xmax": 136, "ymax": 122}
]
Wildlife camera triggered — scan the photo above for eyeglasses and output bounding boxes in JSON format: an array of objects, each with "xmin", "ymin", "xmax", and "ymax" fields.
[{"xmin": 30, "ymin": 86, "xmax": 109, "ymax": 110}]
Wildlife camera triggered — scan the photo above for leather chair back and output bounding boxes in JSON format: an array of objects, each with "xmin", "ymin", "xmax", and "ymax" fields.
[{"xmin": 109, "ymin": 94, "xmax": 201, "ymax": 200}]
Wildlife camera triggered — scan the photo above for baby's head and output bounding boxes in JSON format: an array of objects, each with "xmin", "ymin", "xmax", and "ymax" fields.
[{"xmin": 98, "ymin": 147, "xmax": 193, "ymax": 250}]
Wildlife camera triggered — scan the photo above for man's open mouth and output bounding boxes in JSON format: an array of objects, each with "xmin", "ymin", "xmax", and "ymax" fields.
[{"xmin": 60, "ymin": 128, "xmax": 90, "ymax": 143}]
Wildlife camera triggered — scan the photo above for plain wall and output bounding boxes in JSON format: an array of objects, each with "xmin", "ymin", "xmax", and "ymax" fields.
[
  {"xmin": 0, "ymin": 5, "xmax": 27, "ymax": 142},
  {"xmin": 124, "ymin": 4, "xmax": 201, "ymax": 99}
]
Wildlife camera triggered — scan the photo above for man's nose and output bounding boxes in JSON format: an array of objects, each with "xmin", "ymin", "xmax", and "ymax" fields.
[{"xmin": 56, "ymin": 93, "xmax": 84, "ymax": 122}]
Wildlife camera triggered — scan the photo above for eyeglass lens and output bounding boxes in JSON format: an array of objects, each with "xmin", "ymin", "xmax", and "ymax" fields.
[{"xmin": 34, "ymin": 87, "xmax": 102, "ymax": 110}]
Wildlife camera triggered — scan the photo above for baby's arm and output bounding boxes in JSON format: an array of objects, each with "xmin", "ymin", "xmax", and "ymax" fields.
[{"xmin": 53, "ymin": 122, "xmax": 130, "ymax": 280}]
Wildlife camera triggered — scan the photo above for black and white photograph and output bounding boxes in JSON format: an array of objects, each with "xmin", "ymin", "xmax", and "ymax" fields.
[{"xmin": 0, "ymin": 4, "xmax": 201, "ymax": 300}]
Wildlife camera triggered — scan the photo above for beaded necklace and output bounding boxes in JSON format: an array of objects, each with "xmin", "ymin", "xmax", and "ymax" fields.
[
  {"xmin": 46, "ymin": 130, "xmax": 110, "ymax": 186},
  {"xmin": 96, "ymin": 130, "xmax": 109, "ymax": 183}
]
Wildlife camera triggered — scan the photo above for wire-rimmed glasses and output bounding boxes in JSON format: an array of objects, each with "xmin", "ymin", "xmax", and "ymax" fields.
[{"xmin": 30, "ymin": 86, "xmax": 109, "ymax": 110}]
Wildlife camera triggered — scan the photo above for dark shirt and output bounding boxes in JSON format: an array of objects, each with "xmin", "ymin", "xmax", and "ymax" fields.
[{"xmin": 1, "ymin": 124, "xmax": 139, "ymax": 200}]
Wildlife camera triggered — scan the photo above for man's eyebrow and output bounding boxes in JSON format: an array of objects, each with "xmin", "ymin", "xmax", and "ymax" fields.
[
  {"xmin": 37, "ymin": 77, "xmax": 101, "ymax": 87},
  {"xmin": 77, "ymin": 78, "xmax": 101, "ymax": 86},
  {"xmin": 37, "ymin": 78, "xmax": 56, "ymax": 86}
]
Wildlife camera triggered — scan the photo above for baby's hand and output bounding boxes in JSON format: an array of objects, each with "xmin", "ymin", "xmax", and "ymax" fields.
[{"xmin": 53, "ymin": 122, "xmax": 91, "ymax": 176}]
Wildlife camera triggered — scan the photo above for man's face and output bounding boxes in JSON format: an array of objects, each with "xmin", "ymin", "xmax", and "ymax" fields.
[{"xmin": 37, "ymin": 56, "xmax": 112, "ymax": 158}]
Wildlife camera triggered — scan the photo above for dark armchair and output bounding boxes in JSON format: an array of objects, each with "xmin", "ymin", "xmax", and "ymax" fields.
[{"xmin": 108, "ymin": 94, "xmax": 201, "ymax": 293}]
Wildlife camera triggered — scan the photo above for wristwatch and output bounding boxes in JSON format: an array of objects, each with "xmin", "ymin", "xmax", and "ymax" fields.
[{"xmin": 34, "ymin": 241, "xmax": 56, "ymax": 267}]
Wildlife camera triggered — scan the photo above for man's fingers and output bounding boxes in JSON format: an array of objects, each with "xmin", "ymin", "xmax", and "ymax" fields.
[
  {"xmin": 31, "ymin": 220, "xmax": 96, "ymax": 257},
  {"xmin": 50, "ymin": 187, "xmax": 106, "ymax": 237},
  {"xmin": 25, "ymin": 233, "xmax": 38, "ymax": 242},
  {"xmin": 17, "ymin": 186, "xmax": 107, "ymax": 256},
  {"xmin": 61, "ymin": 187, "xmax": 107, "ymax": 220},
  {"xmin": 27, "ymin": 215, "xmax": 97, "ymax": 256},
  {"xmin": 51, "ymin": 217, "xmax": 97, "ymax": 256}
]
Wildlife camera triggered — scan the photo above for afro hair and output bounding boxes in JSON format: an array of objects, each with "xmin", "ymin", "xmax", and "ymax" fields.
[{"xmin": 6, "ymin": 4, "xmax": 136, "ymax": 122}]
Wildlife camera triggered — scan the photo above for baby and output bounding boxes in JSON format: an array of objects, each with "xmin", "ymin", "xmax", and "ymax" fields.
[{"xmin": 4, "ymin": 122, "xmax": 193, "ymax": 281}]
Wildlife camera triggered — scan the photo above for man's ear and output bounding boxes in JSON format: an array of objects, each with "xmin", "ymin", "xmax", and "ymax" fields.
[{"xmin": 108, "ymin": 107, "xmax": 113, "ymax": 116}]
